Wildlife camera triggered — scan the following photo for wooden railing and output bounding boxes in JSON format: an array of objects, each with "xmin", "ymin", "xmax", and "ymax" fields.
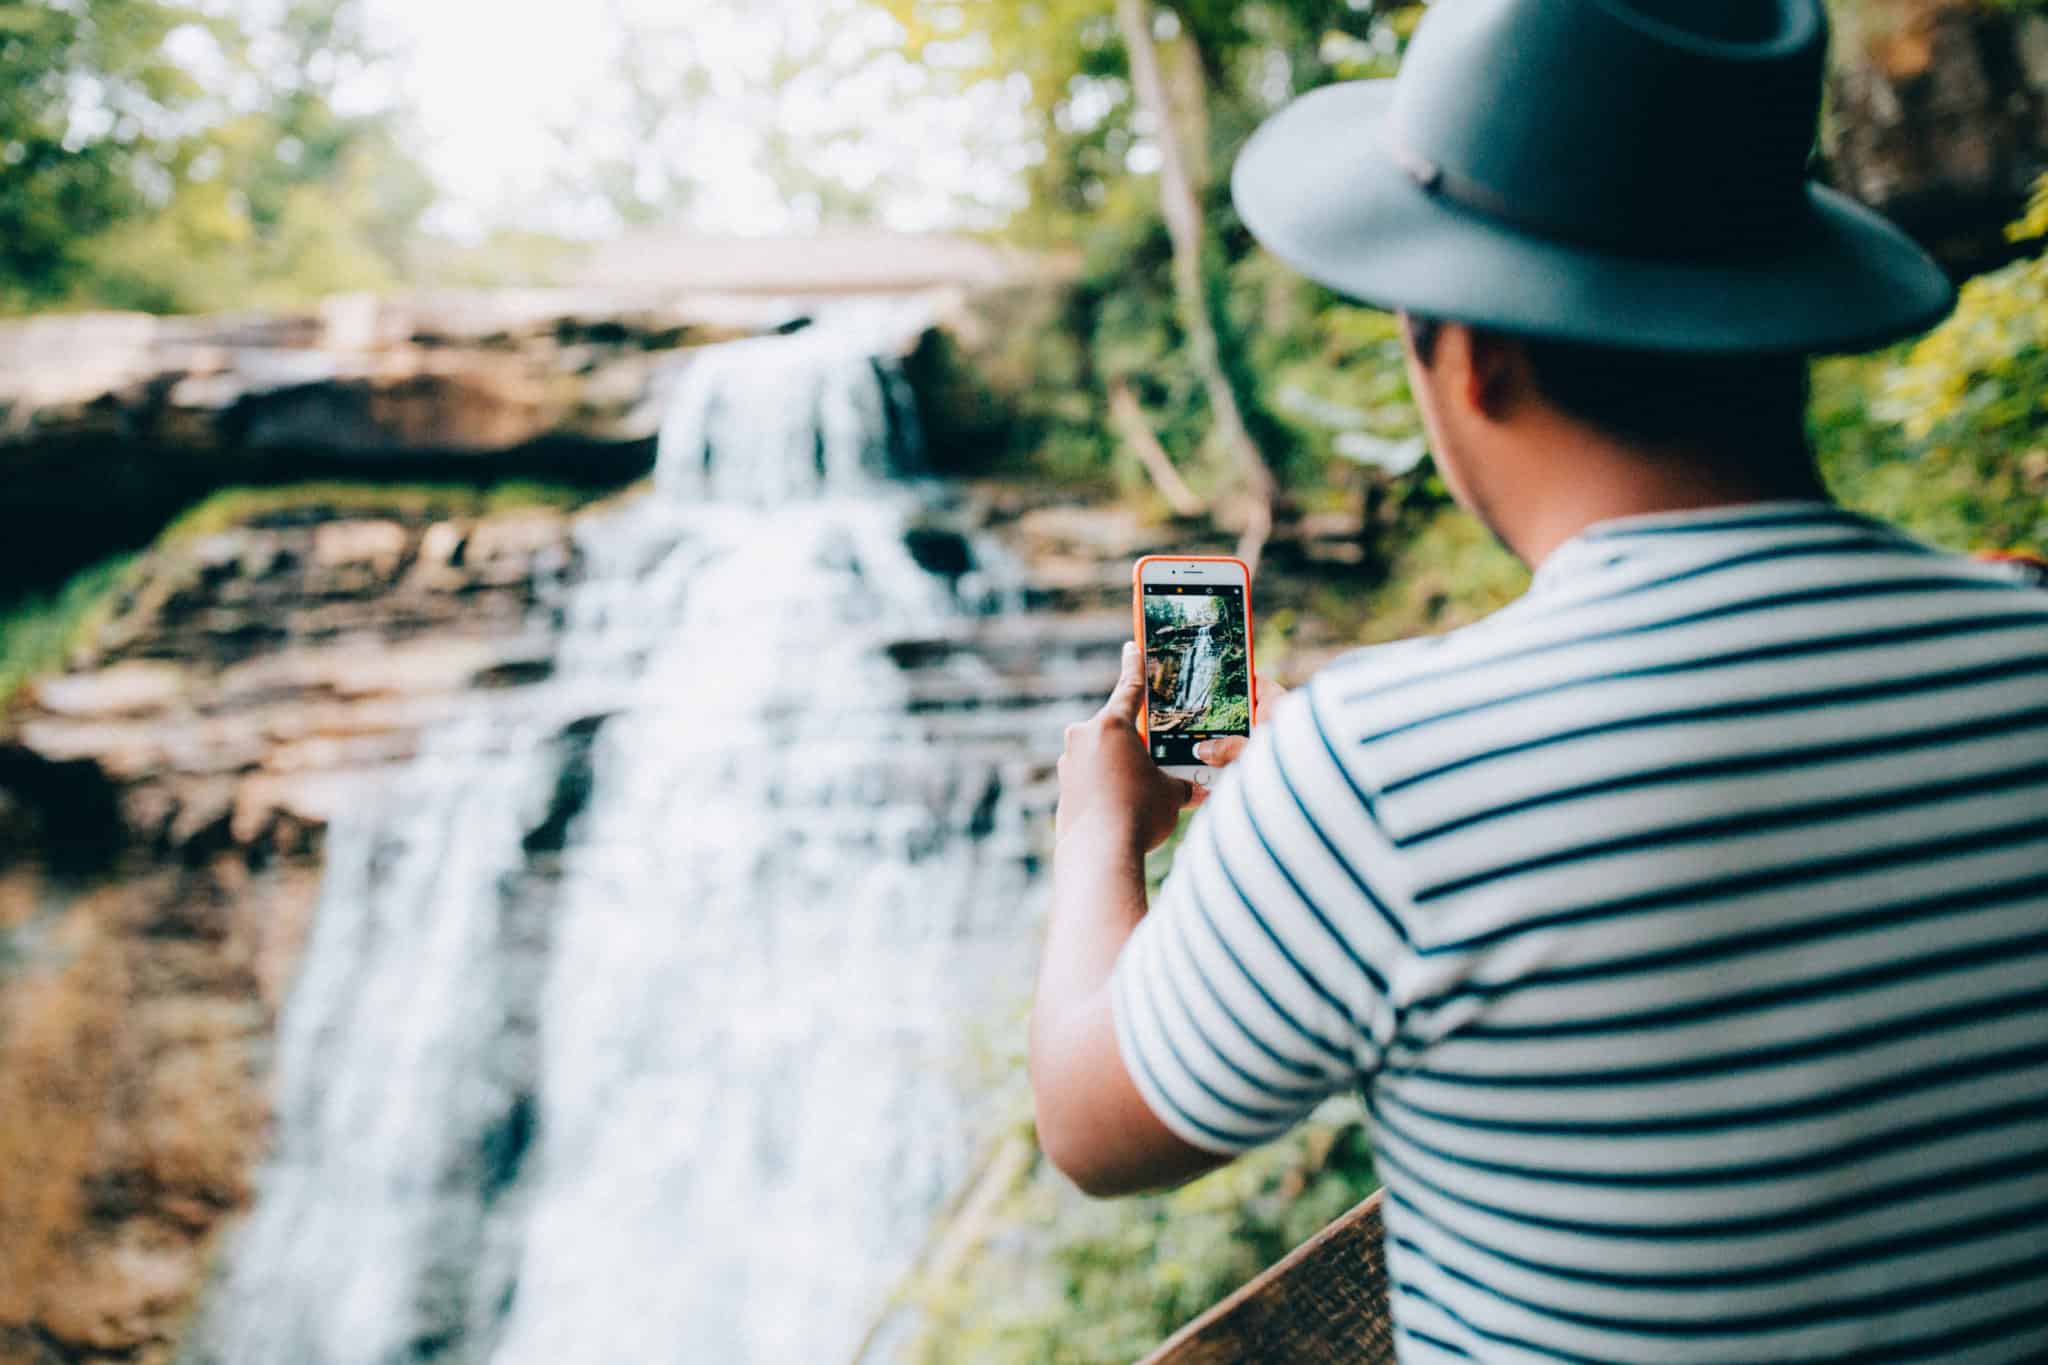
[{"xmin": 1140, "ymin": 1191, "xmax": 1394, "ymax": 1364}]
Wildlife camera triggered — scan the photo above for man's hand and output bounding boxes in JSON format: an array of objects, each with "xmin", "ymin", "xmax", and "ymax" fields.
[
  {"xmin": 1192, "ymin": 674, "xmax": 1287, "ymax": 772},
  {"xmin": 1056, "ymin": 641, "xmax": 1203, "ymax": 852}
]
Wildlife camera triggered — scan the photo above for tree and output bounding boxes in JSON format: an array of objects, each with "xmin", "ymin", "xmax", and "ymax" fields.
[
  {"xmin": 887, "ymin": 0, "xmax": 1398, "ymax": 552},
  {"xmin": 545, "ymin": 0, "xmax": 1030, "ymax": 236},
  {"xmin": 1116, "ymin": 0, "xmax": 1279, "ymax": 570},
  {"xmin": 0, "ymin": 0, "xmax": 202, "ymax": 309},
  {"xmin": 0, "ymin": 0, "xmax": 432, "ymax": 315}
]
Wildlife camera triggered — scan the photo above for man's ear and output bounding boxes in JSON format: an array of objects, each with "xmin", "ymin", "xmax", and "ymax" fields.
[{"xmin": 1462, "ymin": 328, "xmax": 1530, "ymax": 423}]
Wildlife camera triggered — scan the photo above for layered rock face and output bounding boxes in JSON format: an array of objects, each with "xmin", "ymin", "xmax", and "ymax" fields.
[
  {"xmin": 0, "ymin": 294, "xmax": 775, "ymax": 595},
  {"xmin": 2, "ymin": 287, "xmax": 1054, "ymax": 1364},
  {"xmin": 0, "ymin": 499, "xmax": 582, "ymax": 1365}
]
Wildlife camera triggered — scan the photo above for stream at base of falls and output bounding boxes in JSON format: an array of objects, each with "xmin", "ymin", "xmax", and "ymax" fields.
[{"xmin": 183, "ymin": 307, "xmax": 1098, "ymax": 1364}]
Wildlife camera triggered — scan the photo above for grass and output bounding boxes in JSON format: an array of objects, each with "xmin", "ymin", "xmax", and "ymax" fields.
[
  {"xmin": 0, "ymin": 553, "xmax": 143, "ymax": 713},
  {"xmin": 157, "ymin": 478, "xmax": 592, "ymax": 545}
]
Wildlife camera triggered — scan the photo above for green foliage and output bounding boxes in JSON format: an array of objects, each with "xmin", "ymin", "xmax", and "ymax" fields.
[
  {"xmin": 1199, "ymin": 688, "xmax": 1249, "ymax": 732},
  {"xmin": 1198, "ymin": 619, "xmax": 1251, "ymax": 730},
  {"xmin": 889, "ymin": 0, "xmax": 1424, "ymax": 501},
  {"xmin": 0, "ymin": 0, "xmax": 431, "ymax": 315},
  {"xmin": 886, "ymin": 973, "xmax": 1377, "ymax": 1364},
  {"xmin": 903, "ymin": 1108, "xmax": 1377, "ymax": 1364},
  {"xmin": 1813, "ymin": 175, "xmax": 2048, "ymax": 555},
  {"xmin": 78, "ymin": 131, "xmax": 422, "ymax": 313},
  {"xmin": 0, "ymin": 0, "xmax": 201, "ymax": 310},
  {"xmin": 1880, "ymin": 226, "xmax": 2048, "ymax": 452},
  {"xmin": 0, "ymin": 553, "xmax": 141, "ymax": 712},
  {"xmin": 1354, "ymin": 503, "xmax": 1531, "ymax": 643},
  {"xmin": 158, "ymin": 479, "xmax": 591, "ymax": 546}
]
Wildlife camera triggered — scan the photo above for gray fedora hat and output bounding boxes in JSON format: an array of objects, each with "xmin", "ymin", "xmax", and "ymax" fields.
[{"xmin": 1231, "ymin": 0, "xmax": 1957, "ymax": 354}]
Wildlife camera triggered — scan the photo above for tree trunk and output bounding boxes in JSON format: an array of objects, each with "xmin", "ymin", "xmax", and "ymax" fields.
[
  {"xmin": 1116, "ymin": 0, "xmax": 1280, "ymax": 573},
  {"xmin": 1825, "ymin": 1, "xmax": 2048, "ymax": 276}
]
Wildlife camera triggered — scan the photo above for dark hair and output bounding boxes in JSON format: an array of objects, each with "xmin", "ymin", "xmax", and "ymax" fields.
[{"xmin": 1404, "ymin": 315, "xmax": 1811, "ymax": 456}]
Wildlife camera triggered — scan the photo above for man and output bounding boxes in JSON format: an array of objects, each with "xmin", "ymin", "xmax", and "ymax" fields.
[{"xmin": 1035, "ymin": 0, "xmax": 2048, "ymax": 1359}]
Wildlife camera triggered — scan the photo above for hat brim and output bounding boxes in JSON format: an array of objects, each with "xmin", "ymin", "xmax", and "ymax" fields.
[{"xmin": 1231, "ymin": 82, "xmax": 1957, "ymax": 355}]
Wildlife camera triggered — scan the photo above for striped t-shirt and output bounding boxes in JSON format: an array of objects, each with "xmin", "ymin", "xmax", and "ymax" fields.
[{"xmin": 1111, "ymin": 502, "xmax": 2048, "ymax": 1363}]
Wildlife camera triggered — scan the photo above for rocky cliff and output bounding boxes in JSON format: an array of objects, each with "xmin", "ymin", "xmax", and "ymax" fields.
[
  {"xmin": 0, "ymin": 301, "xmax": 708, "ymax": 1363},
  {"xmin": 0, "ymin": 293, "xmax": 782, "ymax": 597},
  {"xmin": 0, "ymin": 448, "xmax": 1397, "ymax": 1365},
  {"xmin": 0, "ymin": 494, "xmax": 584, "ymax": 1365}
]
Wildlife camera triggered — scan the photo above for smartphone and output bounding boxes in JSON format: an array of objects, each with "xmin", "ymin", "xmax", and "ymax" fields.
[{"xmin": 1132, "ymin": 555, "xmax": 1256, "ymax": 785}]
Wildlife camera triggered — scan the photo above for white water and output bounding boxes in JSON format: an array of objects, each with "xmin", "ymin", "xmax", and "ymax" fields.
[
  {"xmin": 187, "ymin": 309, "xmax": 1049, "ymax": 1364},
  {"xmin": 1171, "ymin": 624, "xmax": 1221, "ymax": 715}
]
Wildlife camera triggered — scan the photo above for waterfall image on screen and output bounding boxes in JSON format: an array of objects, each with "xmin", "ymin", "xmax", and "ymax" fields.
[{"xmin": 1142, "ymin": 585, "xmax": 1249, "ymax": 765}]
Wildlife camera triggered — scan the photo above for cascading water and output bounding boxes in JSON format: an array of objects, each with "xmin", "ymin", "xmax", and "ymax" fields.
[
  {"xmin": 1170, "ymin": 624, "xmax": 1221, "ymax": 714},
  {"xmin": 186, "ymin": 305, "xmax": 1059, "ymax": 1364}
]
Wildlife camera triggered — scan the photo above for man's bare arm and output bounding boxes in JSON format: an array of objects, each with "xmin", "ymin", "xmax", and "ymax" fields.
[{"xmin": 1031, "ymin": 643, "xmax": 1228, "ymax": 1196}]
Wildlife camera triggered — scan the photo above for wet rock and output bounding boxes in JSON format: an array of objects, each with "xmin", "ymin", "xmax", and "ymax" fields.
[
  {"xmin": 1011, "ymin": 504, "xmax": 1156, "ymax": 560},
  {"xmin": 311, "ymin": 519, "xmax": 409, "ymax": 580},
  {"xmin": 29, "ymin": 664, "xmax": 190, "ymax": 722},
  {"xmin": 35, "ymin": 1220, "xmax": 198, "ymax": 1358},
  {"xmin": 522, "ymin": 715, "xmax": 606, "ymax": 856},
  {"xmin": 0, "ymin": 745, "xmax": 125, "ymax": 878},
  {"xmin": 477, "ymin": 1091, "xmax": 539, "ymax": 1205},
  {"xmin": 408, "ymin": 521, "xmax": 472, "ymax": 593},
  {"xmin": 904, "ymin": 526, "xmax": 977, "ymax": 580},
  {"xmin": 886, "ymin": 638, "xmax": 959, "ymax": 670}
]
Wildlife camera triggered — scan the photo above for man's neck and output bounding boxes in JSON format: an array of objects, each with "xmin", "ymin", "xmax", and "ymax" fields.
[{"xmin": 1488, "ymin": 434, "xmax": 1828, "ymax": 569}]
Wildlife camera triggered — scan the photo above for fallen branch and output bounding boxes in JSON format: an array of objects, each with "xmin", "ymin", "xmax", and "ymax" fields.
[{"xmin": 1108, "ymin": 379, "xmax": 1208, "ymax": 518}]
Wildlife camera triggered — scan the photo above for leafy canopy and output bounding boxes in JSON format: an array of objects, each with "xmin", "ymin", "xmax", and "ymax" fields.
[{"xmin": 0, "ymin": 0, "xmax": 430, "ymax": 314}]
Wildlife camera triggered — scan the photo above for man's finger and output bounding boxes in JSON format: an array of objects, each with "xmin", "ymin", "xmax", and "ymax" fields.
[
  {"xmin": 1195, "ymin": 736, "xmax": 1248, "ymax": 767},
  {"xmin": 1099, "ymin": 641, "xmax": 1145, "ymax": 724},
  {"xmin": 1253, "ymin": 672, "xmax": 1288, "ymax": 722}
]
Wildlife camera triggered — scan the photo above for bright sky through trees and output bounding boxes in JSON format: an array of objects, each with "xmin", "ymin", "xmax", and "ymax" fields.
[{"xmin": 361, "ymin": 0, "xmax": 1040, "ymax": 239}]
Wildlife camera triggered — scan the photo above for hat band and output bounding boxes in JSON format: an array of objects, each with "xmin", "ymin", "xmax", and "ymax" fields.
[
  {"xmin": 1387, "ymin": 137, "xmax": 1611, "ymax": 253},
  {"xmin": 1386, "ymin": 132, "xmax": 1802, "ymax": 261}
]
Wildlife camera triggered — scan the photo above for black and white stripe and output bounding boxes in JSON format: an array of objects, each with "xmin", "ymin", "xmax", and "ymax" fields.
[{"xmin": 1111, "ymin": 503, "xmax": 2048, "ymax": 1362}]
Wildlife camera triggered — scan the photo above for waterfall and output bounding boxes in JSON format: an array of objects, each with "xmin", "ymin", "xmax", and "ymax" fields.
[
  {"xmin": 186, "ymin": 306, "xmax": 1047, "ymax": 1364},
  {"xmin": 1171, "ymin": 624, "xmax": 1221, "ymax": 715}
]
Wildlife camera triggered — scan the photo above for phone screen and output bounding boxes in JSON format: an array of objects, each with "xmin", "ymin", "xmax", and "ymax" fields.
[{"xmin": 1142, "ymin": 581, "xmax": 1251, "ymax": 766}]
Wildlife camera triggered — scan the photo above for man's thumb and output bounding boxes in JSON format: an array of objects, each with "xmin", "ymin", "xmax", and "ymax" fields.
[{"xmin": 1103, "ymin": 641, "xmax": 1145, "ymax": 721}]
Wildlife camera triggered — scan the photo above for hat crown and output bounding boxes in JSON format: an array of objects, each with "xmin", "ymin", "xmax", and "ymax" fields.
[{"xmin": 1391, "ymin": 0, "xmax": 1829, "ymax": 256}]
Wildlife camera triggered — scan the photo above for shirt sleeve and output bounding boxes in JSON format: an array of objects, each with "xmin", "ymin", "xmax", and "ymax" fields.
[{"xmin": 1109, "ymin": 682, "xmax": 1406, "ymax": 1156}]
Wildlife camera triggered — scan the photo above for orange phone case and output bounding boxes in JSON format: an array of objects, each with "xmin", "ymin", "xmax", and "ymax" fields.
[{"xmin": 1131, "ymin": 555, "xmax": 1257, "ymax": 742}]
